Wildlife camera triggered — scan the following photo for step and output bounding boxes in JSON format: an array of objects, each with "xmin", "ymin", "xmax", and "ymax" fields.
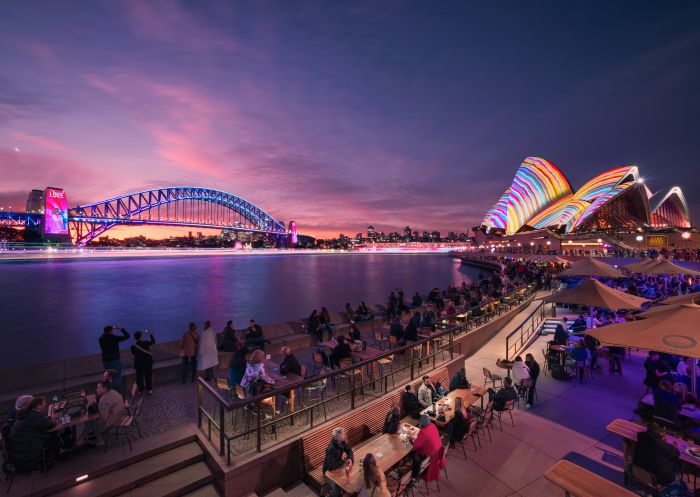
[
  {"xmin": 120, "ymin": 461, "xmax": 213, "ymax": 497},
  {"xmin": 180, "ymin": 483, "xmax": 221, "ymax": 497},
  {"xmin": 51, "ymin": 442, "xmax": 204, "ymax": 497},
  {"xmin": 264, "ymin": 489, "xmax": 287, "ymax": 497},
  {"xmin": 285, "ymin": 482, "xmax": 317, "ymax": 497}
]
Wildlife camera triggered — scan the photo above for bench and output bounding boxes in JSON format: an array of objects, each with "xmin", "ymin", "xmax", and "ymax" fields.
[
  {"xmin": 301, "ymin": 367, "xmax": 449, "ymax": 493},
  {"xmin": 543, "ymin": 460, "xmax": 637, "ymax": 497}
]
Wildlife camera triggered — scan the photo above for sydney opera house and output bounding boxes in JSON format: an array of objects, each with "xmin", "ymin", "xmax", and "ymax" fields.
[{"xmin": 473, "ymin": 157, "xmax": 695, "ymax": 251}]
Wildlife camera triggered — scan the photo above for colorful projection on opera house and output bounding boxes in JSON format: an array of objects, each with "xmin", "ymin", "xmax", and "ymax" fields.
[
  {"xmin": 44, "ymin": 187, "xmax": 69, "ymax": 235},
  {"xmin": 481, "ymin": 157, "xmax": 572, "ymax": 235}
]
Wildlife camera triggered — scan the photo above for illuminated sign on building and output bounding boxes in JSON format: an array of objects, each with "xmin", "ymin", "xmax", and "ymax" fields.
[{"xmin": 44, "ymin": 187, "xmax": 69, "ymax": 235}]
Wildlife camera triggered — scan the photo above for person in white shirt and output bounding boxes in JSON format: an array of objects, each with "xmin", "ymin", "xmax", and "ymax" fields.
[
  {"xmin": 512, "ymin": 356, "xmax": 531, "ymax": 386},
  {"xmin": 417, "ymin": 376, "xmax": 435, "ymax": 408}
]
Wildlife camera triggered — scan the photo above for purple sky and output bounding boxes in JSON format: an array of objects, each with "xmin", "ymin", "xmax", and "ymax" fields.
[{"xmin": 1, "ymin": 1, "xmax": 699, "ymax": 238}]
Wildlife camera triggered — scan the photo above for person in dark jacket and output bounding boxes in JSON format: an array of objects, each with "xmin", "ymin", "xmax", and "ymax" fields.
[
  {"xmin": 228, "ymin": 337, "xmax": 248, "ymax": 387},
  {"xmin": 402, "ymin": 385, "xmax": 422, "ymax": 419},
  {"xmin": 404, "ymin": 316, "xmax": 419, "ymax": 342},
  {"xmin": 279, "ymin": 347, "xmax": 302, "ymax": 376},
  {"xmin": 330, "ymin": 336, "xmax": 352, "ymax": 368},
  {"xmin": 449, "ymin": 368, "xmax": 470, "ymax": 391},
  {"xmin": 307, "ymin": 310, "xmax": 322, "ymax": 342},
  {"xmin": 382, "ymin": 406, "xmax": 400, "ymax": 434},
  {"xmin": 130, "ymin": 330, "xmax": 156, "ymax": 393},
  {"xmin": 583, "ymin": 333, "xmax": 600, "ymax": 370},
  {"xmin": 488, "ymin": 377, "xmax": 518, "ymax": 411},
  {"xmin": 98, "ymin": 325, "xmax": 130, "ymax": 383},
  {"xmin": 8, "ymin": 396, "xmax": 55, "ymax": 472},
  {"xmin": 524, "ymin": 353, "xmax": 540, "ymax": 408},
  {"xmin": 347, "ymin": 322, "xmax": 362, "ymax": 342},
  {"xmin": 633, "ymin": 422, "xmax": 680, "ymax": 487},
  {"xmin": 323, "ymin": 427, "xmax": 354, "ymax": 497},
  {"xmin": 245, "ymin": 319, "xmax": 269, "ymax": 351},
  {"xmin": 389, "ymin": 316, "xmax": 404, "ymax": 344},
  {"xmin": 552, "ymin": 322, "xmax": 568, "ymax": 345},
  {"xmin": 644, "ymin": 352, "xmax": 661, "ymax": 391},
  {"xmin": 653, "ymin": 380, "xmax": 681, "ymax": 424},
  {"xmin": 445, "ymin": 397, "xmax": 471, "ymax": 444},
  {"xmin": 218, "ymin": 321, "xmax": 237, "ymax": 352}
]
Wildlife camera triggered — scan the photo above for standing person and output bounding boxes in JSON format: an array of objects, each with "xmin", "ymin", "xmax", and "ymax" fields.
[
  {"xmin": 228, "ymin": 336, "xmax": 248, "ymax": 386},
  {"xmin": 524, "ymin": 353, "xmax": 540, "ymax": 409},
  {"xmin": 307, "ymin": 310, "xmax": 322, "ymax": 342},
  {"xmin": 130, "ymin": 330, "xmax": 156, "ymax": 394},
  {"xmin": 180, "ymin": 322, "xmax": 200, "ymax": 384},
  {"xmin": 323, "ymin": 427, "xmax": 354, "ymax": 497},
  {"xmin": 219, "ymin": 321, "xmax": 237, "ymax": 352},
  {"xmin": 99, "ymin": 325, "xmax": 130, "ymax": 383},
  {"xmin": 198, "ymin": 320, "xmax": 219, "ymax": 382},
  {"xmin": 320, "ymin": 307, "xmax": 334, "ymax": 340}
]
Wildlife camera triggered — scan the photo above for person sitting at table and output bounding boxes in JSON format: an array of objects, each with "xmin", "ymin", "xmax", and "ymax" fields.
[
  {"xmin": 382, "ymin": 406, "xmax": 401, "ymax": 434},
  {"xmin": 487, "ymin": 377, "xmax": 518, "ymax": 412},
  {"xmin": 218, "ymin": 321, "xmax": 237, "ymax": 352},
  {"xmin": 571, "ymin": 314, "xmax": 586, "ymax": 334},
  {"xmin": 633, "ymin": 422, "xmax": 683, "ymax": 491},
  {"xmin": 402, "ymin": 385, "xmax": 422, "ymax": 419},
  {"xmin": 245, "ymin": 319, "xmax": 270, "ymax": 351},
  {"xmin": 656, "ymin": 364, "xmax": 674, "ymax": 386},
  {"xmin": 672, "ymin": 382, "xmax": 700, "ymax": 407},
  {"xmin": 524, "ymin": 353, "xmax": 540, "ymax": 409},
  {"xmin": 411, "ymin": 292, "xmax": 423, "ymax": 308},
  {"xmin": 330, "ymin": 336, "xmax": 353, "ymax": 368},
  {"xmin": 404, "ymin": 314, "xmax": 419, "ymax": 343},
  {"xmin": 279, "ymin": 346, "xmax": 302, "ymax": 377},
  {"xmin": 444, "ymin": 301, "xmax": 456, "ymax": 317},
  {"xmin": 323, "ymin": 427, "xmax": 354, "ymax": 497},
  {"xmin": 420, "ymin": 306, "xmax": 435, "ymax": 329},
  {"xmin": 583, "ymin": 332, "xmax": 600, "ymax": 370},
  {"xmin": 356, "ymin": 302, "xmax": 373, "ymax": 321},
  {"xmin": 347, "ymin": 321, "xmax": 362, "ymax": 342},
  {"xmin": 345, "ymin": 303, "xmax": 356, "ymax": 322},
  {"xmin": 445, "ymin": 397, "xmax": 472, "ymax": 446},
  {"xmin": 102, "ymin": 368, "xmax": 124, "ymax": 397},
  {"xmin": 6, "ymin": 394, "xmax": 33, "ymax": 426},
  {"xmin": 568, "ymin": 342, "xmax": 589, "ymax": 382},
  {"xmin": 8, "ymin": 396, "xmax": 56, "ymax": 472},
  {"xmin": 360, "ymin": 453, "xmax": 391, "ymax": 497},
  {"xmin": 390, "ymin": 316, "xmax": 405, "ymax": 344},
  {"xmin": 449, "ymin": 368, "xmax": 470, "ymax": 391},
  {"xmin": 411, "ymin": 414, "xmax": 444, "ymax": 480},
  {"xmin": 512, "ymin": 356, "xmax": 530, "ymax": 387},
  {"xmin": 552, "ymin": 320, "xmax": 568, "ymax": 345},
  {"xmin": 229, "ymin": 336, "xmax": 248, "ymax": 386},
  {"xmin": 434, "ymin": 380, "xmax": 447, "ymax": 397},
  {"xmin": 653, "ymin": 380, "xmax": 681, "ymax": 425},
  {"xmin": 240, "ymin": 349, "xmax": 267, "ymax": 392},
  {"xmin": 81, "ymin": 381, "xmax": 124, "ymax": 447},
  {"xmin": 418, "ymin": 376, "xmax": 436, "ymax": 408}
]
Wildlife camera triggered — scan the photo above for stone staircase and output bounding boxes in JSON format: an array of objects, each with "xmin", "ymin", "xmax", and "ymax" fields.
[
  {"xmin": 262, "ymin": 482, "xmax": 317, "ymax": 497},
  {"xmin": 25, "ymin": 433, "xmax": 219, "ymax": 497}
]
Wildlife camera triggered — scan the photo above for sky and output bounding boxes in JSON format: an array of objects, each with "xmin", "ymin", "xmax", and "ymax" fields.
[{"xmin": 1, "ymin": 1, "xmax": 699, "ymax": 239}]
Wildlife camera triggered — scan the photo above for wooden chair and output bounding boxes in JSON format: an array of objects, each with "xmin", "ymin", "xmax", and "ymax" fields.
[
  {"xmin": 312, "ymin": 352, "xmax": 326, "ymax": 375},
  {"xmin": 540, "ymin": 347, "xmax": 549, "ymax": 376},
  {"xmin": 387, "ymin": 469, "xmax": 414, "ymax": 497},
  {"xmin": 336, "ymin": 358, "xmax": 364, "ymax": 398},
  {"xmin": 482, "ymin": 367, "xmax": 502, "ymax": 388},
  {"xmin": 476, "ymin": 402, "xmax": 495, "ymax": 443},
  {"xmin": 493, "ymin": 399, "xmax": 516, "ymax": 430},
  {"xmin": 303, "ymin": 378, "xmax": 328, "ymax": 425},
  {"xmin": 105, "ymin": 395, "xmax": 144, "ymax": 451},
  {"xmin": 468, "ymin": 415, "xmax": 481, "ymax": 451},
  {"xmin": 374, "ymin": 331, "xmax": 389, "ymax": 350},
  {"xmin": 377, "ymin": 354, "xmax": 396, "ymax": 391},
  {"xmin": 630, "ymin": 465, "xmax": 665, "ymax": 495}
]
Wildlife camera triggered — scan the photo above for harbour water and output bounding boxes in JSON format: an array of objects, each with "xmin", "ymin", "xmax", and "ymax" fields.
[{"xmin": 0, "ymin": 252, "xmax": 482, "ymax": 368}]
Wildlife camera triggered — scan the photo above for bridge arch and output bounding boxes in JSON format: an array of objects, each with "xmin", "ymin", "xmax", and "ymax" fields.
[{"xmin": 69, "ymin": 187, "xmax": 287, "ymax": 246}]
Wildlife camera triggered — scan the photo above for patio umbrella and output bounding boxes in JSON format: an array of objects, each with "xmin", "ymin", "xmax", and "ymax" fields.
[
  {"xmin": 558, "ymin": 257, "xmax": 625, "ymax": 279},
  {"xmin": 638, "ymin": 259, "xmax": 700, "ymax": 276},
  {"xmin": 656, "ymin": 292, "xmax": 700, "ymax": 306},
  {"xmin": 622, "ymin": 258, "xmax": 659, "ymax": 273},
  {"xmin": 539, "ymin": 278, "xmax": 651, "ymax": 310},
  {"xmin": 589, "ymin": 303, "xmax": 700, "ymax": 395}
]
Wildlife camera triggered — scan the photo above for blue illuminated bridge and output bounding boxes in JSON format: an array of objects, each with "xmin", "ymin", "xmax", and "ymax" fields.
[{"xmin": 0, "ymin": 187, "xmax": 290, "ymax": 246}]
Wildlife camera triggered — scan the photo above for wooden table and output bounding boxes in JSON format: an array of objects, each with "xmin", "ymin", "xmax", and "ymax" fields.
[
  {"xmin": 420, "ymin": 387, "xmax": 487, "ymax": 427},
  {"xmin": 325, "ymin": 426, "xmax": 419, "ymax": 494},
  {"xmin": 544, "ymin": 460, "xmax": 637, "ymax": 497},
  {"xmin": 640, "ymin": 393, "xmax": 700, "ymax": 423},
  {"xmin": 267, "ymin": 360, "xmax": 304, "ymax": 417},
  {"xmin": 47, "ymin": 394, "xmax": 98, "ymax": 434},
  {"xmin": 607, "ymin": 418, "xmax": 700, "ymax": 485}
]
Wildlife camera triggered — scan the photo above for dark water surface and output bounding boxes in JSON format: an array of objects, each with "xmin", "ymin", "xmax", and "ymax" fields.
[{"xmin": 0, "ymin": 253, "xmax": 482, "ymax": 368}]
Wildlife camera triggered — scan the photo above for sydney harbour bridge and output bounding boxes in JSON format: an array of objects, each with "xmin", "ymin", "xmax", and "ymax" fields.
[{"xmin": 0, "ymin": 186, "xmax": 293, "ymax": 247}]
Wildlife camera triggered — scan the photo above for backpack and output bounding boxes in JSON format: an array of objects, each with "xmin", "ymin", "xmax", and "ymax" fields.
[{"xmin": 550, "ymin": 363, "xmax": 570, "ymax": 381}]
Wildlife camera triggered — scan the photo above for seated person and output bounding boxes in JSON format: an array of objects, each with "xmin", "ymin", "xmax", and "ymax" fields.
[
  {"xmin": 420, "ymin": 307, "xmax": 436, "ymax": 328},
  {"xmin": 552, "ymin": 321, "xmax": 569, "ymax": 345},
  {"xmin": 411, "ymin": 292, "xmax": 422, "ymax": 308},
  {"xmin": 417, "ymin": 375, "xmax": 437, "ymax": 408},
  {"xmin": 445, "ymin": 397, "xmax": 472, "ymax": 445},
  {"xmin": 487, "ymin": 377, "xmax": 518, "ymax": 412},
  {"xmin": 653, "ymin": 380, "xmax": 681, "ymax": 424},
  {"xmin": 571, "ymin": 314, "xmax": 587, "ymax": 333},
  {"xmin": 82, "ymin": 381, "xmax": 125, "ymax": 446},
  {"xmin": 411, "ymin": 415, "xmax": 443, "ymax": 478},
  {"xmin": 434, "ymin": 380, "xmax": 447, "ymax": 397},
  {"xmin": 356, "ymin": 302, "xmax": 373, "ymax": 321},
  {"xmin": 6, "ymin": 394, "xmax": 33, "ymax": 425},
  {"xmin": 673, "ymin": 382, "xmax": 700, "ymax": 406},
  {"xmin": 347, "ymin": 322, "xmax": 362, "ymax": 342},
  {"xmin": 361, "ymin": 453, "xmax": 391, "ymax": 497},
  {"xmin": 102, "ymin": 368, "xmax": 124, "ymax": 397},
  {"xmin": 402, "ymin": 385, "xmax": 422, "ymax": 419},
  {"xmin": 449, "ymin": 368, "xmax": 470, "ymax": 391},
  {"xmin": 245, "ymin": 319, "xmax": 269, "ymax": 350},
  {"xmin": 279, "ymin": 346, "xmax": 302, "ymax": 376},
  {"xmin": 344, "ymin": 303, "xmax": 356, "ymax": 322},
  {"xmin": 389, "ymin": 316, "xmax": 404, "ymax": 343},
  {"xmin": 382, "ymin": 406, "xmax": 401, "ymax": 434},
  {"xmin": 512, "ymin": 356, "xmax": 531, "ymax": 388},
  {"xmin": 655, "ymin": 364, "xmax": 674, "ymax": 385},
  {"xmin": 323, "ymin": 427, "xmax": 354, "ymax": 497},
  {"xmin": 633, "ymin": 422, "xmax": 680, "ymax": 488},
  {"xmin": 330, "ymin": 336, "xmax": 352, "ymax": 368},
  {"xmin": 404, "ymin": 314, "xmax": 419, "ymax": 342},
  {"xmin": 8, "ymin": 396, "xmax": 56, "ymax": 472}
]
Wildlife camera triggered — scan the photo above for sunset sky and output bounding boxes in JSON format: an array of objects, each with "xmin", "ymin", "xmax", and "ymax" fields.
[{"xmin": 1, "ymin": 1, "xmax": 700, "ymax": 238}]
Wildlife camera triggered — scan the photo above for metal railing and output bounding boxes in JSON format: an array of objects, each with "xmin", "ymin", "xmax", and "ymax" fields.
[
  {"xmin": 197, "ymin": 283, "xmax": 538, "ymax": 463},
  {"xmin": 504, "ymin": 297, "xmax": 550, "ymax": 361}
]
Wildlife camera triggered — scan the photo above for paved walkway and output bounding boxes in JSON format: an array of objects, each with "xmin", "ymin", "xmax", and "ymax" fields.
[{"xmin": 433, "ymin": 302, "xmax": 652, "ymax": 497}]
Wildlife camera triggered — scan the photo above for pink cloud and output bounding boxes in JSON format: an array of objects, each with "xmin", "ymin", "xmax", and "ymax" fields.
[
  {"xmin": 123, "ymin": 0, "xmax": 237, "ymax": 52},
  {"xmin": 12, "ymin": 132, "xmax": 71, "ymax": 152},
  {"xmin": 13, "ymin": 40, "xmax": 53, "ymax": 60}
]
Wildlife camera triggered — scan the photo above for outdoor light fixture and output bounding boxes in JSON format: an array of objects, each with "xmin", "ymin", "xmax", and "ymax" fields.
[
  {"xmin": 546, "ymin": 241, "xmax": 551, "ymax": 246},
  {"xmin": 530, "ymin": 242, "xmax": 534, "ymax": 246},
  {"xmin": 682, "ymin": 232, "xmax": 691, "ymax": 240},
  {"xmin": 596, "ymin": 238, "xmax": 602, "ymax": 243},
  {"xmin": 635, "ymin": 235, "xmax": 644, "ymax": 242},
  {"xmin": 76, "ymin": 475, "xmax": 88, "ymax": 483}
]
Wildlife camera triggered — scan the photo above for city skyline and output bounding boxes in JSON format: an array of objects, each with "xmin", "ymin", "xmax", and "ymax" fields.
[{"xmin": 2, "ymin": 1, "xmax": 700, "ymax": 238}]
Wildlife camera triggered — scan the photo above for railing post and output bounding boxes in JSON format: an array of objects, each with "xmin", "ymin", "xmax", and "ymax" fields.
[
  {"xmin": 350, "ymin": 368, "xmax": 356, "ymax": 410},
  {"xmin": 410, "ymin": 348, "xmax": 415, "ymax": 380},
  {"xmin": 219, "ymin": 403, "xmax": 225, "ymax": 456},
  {"xmin": 256, "ymin": 400, "xmax": 262, "ymax": 452},
  {"xmin": 449, "ymin": 330, "xmax": 454, "ymax": 360},
  {"xmin": 197, "ymin": 381, "xmax": 202, "ymax": 427}
]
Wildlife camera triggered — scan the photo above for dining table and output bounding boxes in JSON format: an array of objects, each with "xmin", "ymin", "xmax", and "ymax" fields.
[
  {"xmin": 266, "ymin": 359, "xmax": 305, "ymax": 421},
  {"xmin": 639, "ymin": 393, "xmax": 700, "ymax": 423},
  {"xmin": 420, "ymin": 386, "xmax": 487, "ymax": 427},
  {"xmin": 325, "ymin": 424, "xmax": 419, "ymax": 494},
  {"xmin": 47, "ymin": 393, "xmax": 98, "ymax": 435}
]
